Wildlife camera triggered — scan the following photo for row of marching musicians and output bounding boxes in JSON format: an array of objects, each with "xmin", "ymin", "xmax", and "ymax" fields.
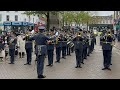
[
  {"xmin": 22, "ymin": 27, "xmax": 97, "ymax": 78},
  {"xmin": 72, "ymin": 30, "xmax": 96, "ymax": 68},
  {"xmin": 0, "ymin": 26, "xmax": 96, "ymax": 79},
  {"xmin": 37, "ymin": 29, "xmax": 96, "ymax": 68},
  {"xmin": 30, "ymin": 27, "xmax": 96, "ymax": 78}
]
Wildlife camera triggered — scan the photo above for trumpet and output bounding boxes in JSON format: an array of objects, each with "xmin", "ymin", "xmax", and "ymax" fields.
[
  {"xmin": 9, "ymin": 38, "xmax": 14, "ymax": 44},
  {"xmin": 47, "ymin": 39, "xmax": 55, "ymax": 44},
  {"xmin": 56, "ymin": 36, "xmax": 59, "ymax": 44}
]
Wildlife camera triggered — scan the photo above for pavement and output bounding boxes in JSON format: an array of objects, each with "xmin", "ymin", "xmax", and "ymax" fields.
[
  {"xmin": 114, "ymin": 41, "xmax": 120, "ymax": 50},
  {"xmin": 0, "ymin": 36, "xmax": 120, "ymax": 79}
]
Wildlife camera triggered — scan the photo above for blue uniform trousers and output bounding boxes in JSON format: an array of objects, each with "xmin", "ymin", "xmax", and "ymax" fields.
[
  {"xmin": 75, "ymin": 49, "xmax": 82, "ymax": 66},
  {"xmin": 103, "ymin": 50, "xmax": 111, "ymax": 68},
  {"xmin": 62, "ymin": 46, "xmax": 66, "ymax": 58},
  {"xmin": 67, "ymin": 46, "xmax": 71, "ymax": 55},
  {"xmin": 37, "ymin": 55, "xmax": 45, "ymax": 76},
  {"xmin": 71, "ymin": 46, "xmax": 74, "ymax": 53},
  {"xmin": 26, "ymin": 48, "xmax": 32, "ymax": 64},
  {"xmin": 47, "ymin": 50, "xmax": 54, "ymax": 65},
  {"xmin": 84, "ymin": 47, "xmax": 87, "ymax": 59},
  {"xmin": 91, "ymin": 42, "xmax": 94, "ymax": 52},
  {"xmin": 87, "ymin": 45, "xmax": 91, "ymax": 56},
  {"xmin": 9, "ymin": 49, "xmax": 15, "ymax": 63},
  {"xmin": 56, "ymin": 47, "xmax": 61, "ymax": 62}
]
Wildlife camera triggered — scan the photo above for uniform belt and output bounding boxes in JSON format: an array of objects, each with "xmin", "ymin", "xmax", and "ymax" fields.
[
  {"xmin": 61, "ymin": 41, "xmax": 67, "ymax": 42},
  {"xmin": 26, "ymin": 41, "xmax": 32, "ymax": 43},
  {"xmin": 102, "ymin": 42, "xmax": 112, "ymax": 44},
  {"xmin": 37, "ymin": 45, "xmax": 46, "ymax": 46}
]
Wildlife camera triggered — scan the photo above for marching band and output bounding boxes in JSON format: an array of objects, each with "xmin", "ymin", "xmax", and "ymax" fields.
[{"xmin": 0, "ymin": 26, "xmax": 103, "ymax": 78}]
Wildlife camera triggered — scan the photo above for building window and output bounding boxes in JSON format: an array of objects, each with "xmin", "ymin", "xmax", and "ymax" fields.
[
  {"xmin": 24, "ymin": 18, "xmax": 26, "ymax": 22},
  {"xmin": 103, "ymin": 20, "xmax": 105, "ymax": 24},
  {"xmin": 106, "ymin": 20, "xmax": 108, "ymax": 24},
  {"xmin": 110, "ymin": 20, "xmax": 112, "ymax": 24},
  {"xmin": 15, "ymin": 15, "xmax": 18, "ymax": 21},
  {"xmin": 6, "ymin": 15, "xmax": 9, "ymax": 21},
  {"xmin": 0, "ymin": 14, "xmax": 2, "ymax": 21}
]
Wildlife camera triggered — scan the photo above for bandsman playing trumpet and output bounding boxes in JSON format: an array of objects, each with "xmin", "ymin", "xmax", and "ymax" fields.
[
  {"xmin": 61, "ymin": 34, "xmax": 67, "ymax": 59},
  {"xmin": 55, "ymin": 34, "xmax": 62, "ymax": 63},
  {"xmin": 8, "ymin": 31, "xmax": 17, "ymax": 64},
  {"xmin": 101, "ymin": 30, "xmax": 115, "ymax": 70},
  {"xmin": 46, "ymin": 29, "xmax": 55, "ymax": 67},
  {"xmin": 23, "ymin": 31, "xmax": 33, "ymax": 65},
  {"xmin": 73, "ymin": 32, "xmax": 84, "ymax": 68}
]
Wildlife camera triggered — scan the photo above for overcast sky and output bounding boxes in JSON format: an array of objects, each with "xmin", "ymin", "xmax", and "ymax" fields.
[{"xmin": 97, "ymin": 11, "xmax": 114, "ymax": 16}]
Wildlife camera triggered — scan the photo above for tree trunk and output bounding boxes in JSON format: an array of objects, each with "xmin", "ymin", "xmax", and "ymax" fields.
[
  {"xmin": 46, "ymin": 11, "xmax": 50, "ymax": 31},
  {"xmin": 29, "ymin": 16, "xmax": 30, "ymax": 22},
  {"xmin": 63, "ymin": 18, "xmax": 64, "ymax": 29},
  {"xmin": 87, "ymin": 21, "xmax": 88, "ymax": 31}
]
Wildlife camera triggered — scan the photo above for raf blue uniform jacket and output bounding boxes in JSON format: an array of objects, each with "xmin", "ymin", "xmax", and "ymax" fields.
[
  {"xmin": 47, "ymin": 35, "xmax": 54, "ymax": 50},
  {"xmin": 8, "ymin": 36, "xmax": 17, "ymax": 50},
  {"xmin": 61, "ymin": 37, "xmax": 67, "ymax": 47},
  {"xmin": 102, "ymin": 35, "xmax": 113, "ymax": 50},
  {"xmin": 55, "ymin": 37, "xmax": 62, "ymax": 48},
  {"xmin": 73, "ymin": 36, "xmax": 84, "ymax": 50},
  {"xmin": 29, "ymin": 33, "xmax": 50, "ymax": 55},
  {"xmin": 23, "ymin": 35, "xmax": 33, "ymax": 49}
]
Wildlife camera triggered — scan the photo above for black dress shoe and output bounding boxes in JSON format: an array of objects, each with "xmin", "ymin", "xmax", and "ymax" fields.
[
  {"xmin": 107, "ymin": 67, "xmax": 111, "ymax": 71},
  {"xmin": 102, "ymin": 67, "xmax": 107, "ymax": 70},
  {"xmin": 75, "ymin": 66, "xmax": 78, "ymax": 68},
  {"xmin": 55, "ymin": 61, "xmax": 58, "ymax": 63},
  {"xmin": 50, "ymin": 64, "xmax": 53, "ymax": 67},
  {"xmin": 110, "ymin": 64, "xmax": 112, "ymax": 65},
  {"xmin": 78, "ymin": 65, "xmax": 82, "ymax": 68},
  {"xmin": 8, "ymin": 63, "xmax": 12, "ymax": 64},
  {"xmin": 62, "ymin": 57, "xmax": 66, "ymax": 59},
  {"xmin": 81, "ymin": 62, "xmax": 84, "ymax": 64},
  {"xmin": 57, "ymin": 61, "xmax": 60, "ymax": 63},
  {"xmin": 38, "ymin": 75, "xmax": 46, "ymax": 79},
  {"xmin": 46, "ymin": 64, "xmax": 51, "ymax": 66},
  {"xmin": 55, "ymin": 61, "xmax": 60, "ymax": 63},
  {"xmin": 24, "ymin": 63, "xmax": 28, "ymax": 65},
  {"xmin": 28, "ymin": 63, "xmax": 31, "ymax": 65}
]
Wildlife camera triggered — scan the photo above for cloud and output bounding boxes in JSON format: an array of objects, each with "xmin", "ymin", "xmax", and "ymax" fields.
[{"xmin": 97, "ymin": 11, "xmax": 114, "ymax": 16}]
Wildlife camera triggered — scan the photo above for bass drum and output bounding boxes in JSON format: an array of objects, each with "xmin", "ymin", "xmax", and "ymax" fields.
[{"xmin": 67, "ymin": 41, "xmax": 74, "ymax": 48}]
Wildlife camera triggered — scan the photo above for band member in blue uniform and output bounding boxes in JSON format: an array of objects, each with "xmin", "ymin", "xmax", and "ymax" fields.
[
  {"xmin": 61, "ymin": 34, "xmax": 67, "ymax": 59},
  {"xmin": 101, "ymin": 31, "xmax": 114, "ymax": 70},
  {"xmin": 55, "ymin": 34, "xmax": 62, "ymax": 63},
  {"xmin": 82, "ymin": 31, "xmax": 88, "ymax": 60},
  {"xmin": 46, "ymin": 30, "xmax": 55, "ymax": 66},
  {"xmin": 29, "ymin": 26, "xmax": 50, "ymax": 79},
  {"xmin": 8, "ymin": 32, "xmax": 17, "ymax": 64},
  {"xmin": 73, "ymin": 32, "xmax": 83, "ymax": 68},
  {"xmin": 23, "ymin": 31, "xmax": 33, "ymax": 65},
  {"xmin": 66, "ymin": 34, "xmax": 71, "ymax": 56}
]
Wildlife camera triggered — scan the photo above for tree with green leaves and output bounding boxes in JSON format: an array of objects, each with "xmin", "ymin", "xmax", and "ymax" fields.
[{"xmin": 23, "ymin": 11, "xmax": 59, "ymax": 31}]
